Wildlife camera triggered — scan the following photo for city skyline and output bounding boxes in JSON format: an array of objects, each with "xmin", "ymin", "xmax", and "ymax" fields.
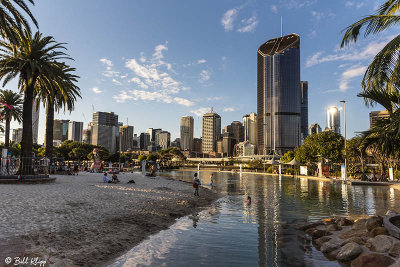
[{"xmin": 6, "ymin": 0, "xmax": 395, "ymax": 143}]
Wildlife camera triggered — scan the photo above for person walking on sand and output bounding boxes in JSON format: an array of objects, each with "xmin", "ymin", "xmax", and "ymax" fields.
[
  {"xmin": 193, "ymin": 173, "xmax": 201, "ymax": 196},
  {"xmin": 210, "ymin": 173, "xmax": 214, "ymax": 185}
]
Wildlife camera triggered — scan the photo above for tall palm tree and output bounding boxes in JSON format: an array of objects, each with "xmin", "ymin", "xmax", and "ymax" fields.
[
  {"xmin": 341, "ymin": 0, "xmax": 400, "ymax": 93},
  {"xmin": 35, "ymin": 65, "xmax": 80, "ymax": 158},
  {"xmin": 0, "ymin": 31, "xmax": 72, "ymax": 173},
  {"xmin": 0, "ymin": 0, "xmax": 38, "ymax": 44},
  {"xmin": 0, "ymin": 89, "xmax": 22, "ymax": 148}
]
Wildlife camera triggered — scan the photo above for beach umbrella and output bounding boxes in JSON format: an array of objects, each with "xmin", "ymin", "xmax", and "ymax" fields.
[{"xmin": 287, "ymin": 158, "xmax": 300, "ymax": 166}]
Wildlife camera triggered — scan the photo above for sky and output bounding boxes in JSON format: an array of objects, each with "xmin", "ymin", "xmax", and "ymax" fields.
[{"xmin": 7, "ymin": 0, "xmax": 396, "ymax": 143}]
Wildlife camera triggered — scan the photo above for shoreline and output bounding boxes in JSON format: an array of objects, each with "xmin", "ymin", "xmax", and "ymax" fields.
[{"xmin": 0, "ymin": 172, "xmax": 219, "ymax": 266}]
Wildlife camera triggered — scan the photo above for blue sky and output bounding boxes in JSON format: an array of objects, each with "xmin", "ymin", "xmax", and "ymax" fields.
[{"xmin": 8, "ymin": 0, "xmax": 395, "ymax": 143}]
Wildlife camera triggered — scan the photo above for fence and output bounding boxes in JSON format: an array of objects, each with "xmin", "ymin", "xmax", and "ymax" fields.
[{"xmin": 0, "ymin": 157, "xmax": 50, "ymax": 176}]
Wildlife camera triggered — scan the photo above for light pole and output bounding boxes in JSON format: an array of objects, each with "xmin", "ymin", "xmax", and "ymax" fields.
[{"xmin": 340, "ymin": 100, "xmax": 347, "ymax": 180}]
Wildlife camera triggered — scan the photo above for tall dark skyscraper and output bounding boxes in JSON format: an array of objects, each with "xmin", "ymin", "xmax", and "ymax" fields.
[
  {"xmin": 257, "ymin": 33, "xmax": 301, "ymax": 155},
  {"xmin": 300, "ymin": 81, "xmax": 308, "ymax": 142}
]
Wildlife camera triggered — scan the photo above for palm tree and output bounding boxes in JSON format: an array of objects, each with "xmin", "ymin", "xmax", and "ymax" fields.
[
  {"xmin": 0, "ymin": 31, "xmax": 72, "ymax": 173},
  {"xmin": 35, "ymin": 65, "xmax": 80, "ymax": 158},
  {"xmin": 0, "ymin": 89, "xmax": 22, "ymax": 148},
  {"xmin": 341, "ymin": 0, "xmax": 400, "ymax": 94},
  {"xmin": 0, "ymin": 0, "xmax": 38, "ymax": 44}
]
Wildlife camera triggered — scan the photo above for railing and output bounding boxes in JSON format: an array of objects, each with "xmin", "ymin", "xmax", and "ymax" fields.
[{"xmin": 0, "ymin": 157, "xmax": 50, "ymax": 176}]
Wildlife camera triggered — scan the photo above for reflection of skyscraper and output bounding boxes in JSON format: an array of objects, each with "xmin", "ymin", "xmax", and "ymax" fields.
[
  {"xmin": 300, "ymin": 81, "xmax": 308, "ymax": 142},
  {"xmin": 32, "ymin": 103, "xmax": 39, "ymax": 143},
  {"xmin": 326, "ymin": 107, "xmax": 340, "ymax": 134},
  {"xmin": 257, "ymin": 33, "xmax": 301, "ymax": 155}
]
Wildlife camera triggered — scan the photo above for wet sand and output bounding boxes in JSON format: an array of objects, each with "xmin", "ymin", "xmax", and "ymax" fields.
[{"xmin": 0, "ymin": 172, "xmax": 218, "ymax": 266}]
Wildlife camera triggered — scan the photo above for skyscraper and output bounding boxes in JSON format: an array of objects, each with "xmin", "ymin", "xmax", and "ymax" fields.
[
  {"xmin": 309, "ymin": 123, "xmax": 322, "ymax": 135},
  {"xmin": 68, "ymin": 121, "xmax": 83, "ymax": 142},
  {"xmin": 12, "ymin": 128, "xmax": 23, "ymax": 143},
  {"xmin": 227, "ymin": 121, "xmax": 244, "ymax": 145},
  {"xmin": 91, "ymin": 112, "xmax": 118, "ymax": 153},
  {"xmin": 369, "ymin": 110, "xmax": 390, "ymax": 128},
  {"xmin": 202, "ymin": 108, "xmax": 221, "ymax": 153},
  {"xmin": 158, "ymin": 131, "xmax": 171, "ymax": 150},
  {"xmin": 326, "ymin": 107, "xmax": 340, "ymax": 134},
  {"xmin": 243, "ymin": 113, "xmax": 257, "ymax": 146},
  {"xmin": 300, "ymin": 81, "xmax": 308, "ymax": 142},
  {"xmin": 53, "ymin": 119, "xmax": 70, "ymax": 144},
  {"xmin": 180, "ymin": 116, "xmax": 194, "ymax": 151},
  {"xmin": 119, "ymin": 125, "xmax": 134, "ymax": 152},
  {"xmin": 257, "ymin": 33, "xmax": 301, "ymax": 155},
  {"xmin": 139, "ymin": 132, "xmax": 150, "ymax": 150}
]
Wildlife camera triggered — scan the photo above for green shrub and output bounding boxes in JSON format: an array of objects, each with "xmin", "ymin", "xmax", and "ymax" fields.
[
  {"xmin": 266, "ymin": 166, "xmax": 273, "ymax": 173},
  {"xmin": 286, "ymin": 168, "xmax": 294, "ymax": 175}
]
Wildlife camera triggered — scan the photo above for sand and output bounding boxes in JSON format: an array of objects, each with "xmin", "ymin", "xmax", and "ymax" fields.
[{"xmin": 0, "ymin": 172, "xmax": 218, "ymax": 266}]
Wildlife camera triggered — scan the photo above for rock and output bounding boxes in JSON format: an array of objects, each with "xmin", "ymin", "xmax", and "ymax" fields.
[
  {"xmin": 315, "ymin": 225, "xmax": 326, "ymax": 231},
  {"xmin": 297, "ymin": 234, "xmax": 311, "ymax": 243},
  {"xmin": 321, "ymin": 241, "xmax": 341, "ymax": 253},
  {"xmin": 366, "ymin": 235, "xmax": 399, "ymax": 253},
  {"xmin": 339, "ymin": 229, "xmax": 368, "ymax": 239},
  {"xmin": 351, "ymin": 253, "xmax": 395, "ymax": 267},
  {"xmin": 388, "ymin": 242, "xmax": 400, "ymax": 258},
  {"xmin": 346, "ymin": 236, "xmax": 365, "ymax": 245},
  {"xmin": 336, "ymin": 242, "xmax": 362, "ymax": 262},
  {"xmin": 298, "ymin": 222, "xmax": 324, "ymax": 231},
  {"xmin": 305, "ymin": 228, "xmax": 315, "ymax": 235},
  {"xmin": 337, "ymin": 217, "xmax": 353, "ymax": 226},
  {"xmin": 386, "ymin": 210, "xmax": 397, "ymax": 217},
  {"xmin": 314, "ymin": 236, "xmax": 331, "ymax": 249},
  {"xmin": 352, "ymin": 219, "xmax": 368, "ymax": 230},
  {"xmin": 326, "ymin": 248, "xmax": 341, "ymax": 260},
  {"xmin": 326, "ymin": 224, "xmax": 342, "ymax": 231},
  {"xmin": 311, "ymin": 229, "xmax": 331, "ymax": 240},
  {"xmin": 369, "ymin": 227, "xmax": 388, "ymax": 237},
  {"xmin": 366, "ymin": 216, "xmax": 383, "ymax": 231}
]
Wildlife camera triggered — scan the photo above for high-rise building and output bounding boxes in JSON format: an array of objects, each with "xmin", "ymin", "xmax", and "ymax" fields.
[
  {"xmin": 158, "ymin": 131, "xmax": 171, "ymax": 149},
  {"xmin": 257, "ymin": 33, "xmax": 301, "ymax": 155},
  {"xmin": 243, "ymin": 113, "xmax": 257, "ymax": 146},
  {"xmin": 326, "ymin": 107, "xmax": 340, "ymax": 134},
  {"xmin": 309, "ymin": 123, "xmax": 322, "ymax": 135},
  {"xmin": 369, "ymin": 110, "xmax": 390, "ymax": 128},
  {"xmin": 91, "ymin": 112, "xmax": 119, "ymax": 153},
  {"xmin": 180, "ymin": 116, "xmax": 194, "ymax": 151},
  {"xmin": 83, "ymin": 128, "xmax": 91, "ymax": 144},
  {"xmin": 32, "ymin": 103, "xmax": 40, "ymax": 143},
  {"xmin": 146, "ymin": 128, "xmax": 162, "ymax": 143},
  {"xmin": 139, "ymin": 133, "xmax": 150, "ymax": 150},
  {"xmin": 12, "ymin": 128, "xmax": 23, "ymax": 143},
  {"xmin": 222, "ymin": 132, "xmax": 235, "ymax": 157},
  {"xmin": 300, "ymin": 81, "xmax": 308, "ymax": 142},
  {"xmin": 119, "ymin": 125, "xmax": 134, "ymax": 152},
  {"xmin": 68, "ymin": 121, "xmax": 83, "ymax": 142},
  {"xmin": 53, "ymin": 119, "xmax": 70, "ymax": 144},
  {"xmin": 202, "ymin": 108, "xmax": 221, "ymax": 153},
  {"xmin": 133, "ymin": 134, "xmax": 140, "ymax": 148},
  {"xmin": 193, "ymin": 138, "xmax": 202, "ymax": 153},
  {"xmin": 92, "ymin": 112, "xmax": 118, "ymax": 126},
  {"xmin": 226, "ymin": 121, "xmax": 244, "ymax": 145}
]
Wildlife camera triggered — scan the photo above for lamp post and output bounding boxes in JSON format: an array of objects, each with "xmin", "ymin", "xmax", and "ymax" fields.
[{"xmin": 340, "ymin": 100, "xmax": 347, "ymax": 180}]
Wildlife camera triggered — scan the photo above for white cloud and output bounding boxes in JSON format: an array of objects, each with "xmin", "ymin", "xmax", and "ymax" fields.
[
  {"xmin": 311, "ymin": 11, "xmax": 323, "ymax": 21},
  {"xmin": 92, "ymin": 87, "xmax": 102, "ymax": 94},
  {"xmin": 223, "ymin": 107, "xmax": 235, "ymax": 112},
  {"xmin": 237, "ymin": 15, "xmax": 258, "ymax": 33},
  {"xmin": 100, "ymin": 58, "xmax": 113, "ymax": 67},
  {"xmin": 199, "ymin": 70, "xmax": 211, "ymax": 82},
  {"xmin": 339, "ymin": 65, "xmax": 367, "ymax": 91},
  {"xmin": 271, "ymin": 5, "xmax": 278, "ymax": 13},
  {"xmin": 197, "ymin": 59, "xmax": 207, "ymax": 64},
  {"xmin": 345, "ymin": 1, "xmax": 365, "ymax": 8},
  {"xmin": 221, "ymin": 7, "xmax": 240, "ymax": 31},
  {"xmin": 190, "ymin": 107, "xmax": 210, "ymax": 117},
  {"xmin": 281, "ymin": 0, "xmax": 317, "ymax": 9},
  {"xmin": 173, "ymin": 97, "xmax": 195, "ymax": 107},
  {"xmin": 112, "ymin": 79, "xmax": 122, "ymax": 85},
  {"xmin": 129, "ymin": 77, "xmax": 149, "ymax": 89},
  {"xmin": 207, "ymin": 96, "xmax": 223, "ymax": 101},
  {"xmin": 113, "ymin": 90, "xmax": 194, "ymax": 106}
]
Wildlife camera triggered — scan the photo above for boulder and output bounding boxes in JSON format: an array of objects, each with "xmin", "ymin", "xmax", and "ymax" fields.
[
  {"xmin": 298, "ymin": 222, "xmax": 324, "ymax": 231},
  {"xmin": 311, "ymin": 229, "xmax": 331, "ymax": 240},
  {"xmin": 366, "ymin": 235, "xmax": 399, "ymax": 253},
  {"xmin": 345, "ymin": 236, "xmax": 365, "ymax": 245},
  {"xmin": 326, "ymin": 224, "xmax": 342, "ymax": 231},
  {"xmin": 336, "ymin": 242, "xmax": 362, "ymax": 262},
  {"xmin": 351, "ymin": 253, "xmax": 395, "ymax": 267},
  {"xmin": 326, "ymin": 248, "xmax": 341, "ymax": 260},
  {"xmin": 352, "ymin": 219, "xmax": 367, "ymax": 230},
  {"xmin": 321, "ymin": 241, "xmax": 341, "ymax": 253},
  {"xmin": 369, "ymin": 227, "xmax": 388, "ymax": 237},
  {"xmin": 339, "ymin": 229, "xmax": 368, "ymax": 239},
  {"xmin": 388, "ymin": 242, "xmax": 400, "ymax": 258},
  {"xmin": 305, "ymin": 228, "xmax": 315, "ymax": 235},
  {"xmin": 337, "ymin": 217, "xmax": 353, "ymax": 226},
  {"xmin": 366, "ymin": 216, "xmax": 383, "ymax": 231},
  {"xmin": 314, "ymin": 236, "xmax": 331, "ymax": 249}
]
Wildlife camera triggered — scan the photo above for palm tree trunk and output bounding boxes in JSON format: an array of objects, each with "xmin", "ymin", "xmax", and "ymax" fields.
[
  {"xmin": 45, "ymin": 97, "xmax": 54, "ymax": 158},
  {"xmin": 20, "ymin": 81, "xmax": 35, "ymax": 174},
  {"xmin": 4, "ymin": 117, "xmax": 10, "ymax": 149}
]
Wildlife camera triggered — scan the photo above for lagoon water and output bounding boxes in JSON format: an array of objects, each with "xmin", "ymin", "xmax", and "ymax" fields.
[{"xmin": 110, "ymin": 170, "xmax": 400, "ymax": 266}]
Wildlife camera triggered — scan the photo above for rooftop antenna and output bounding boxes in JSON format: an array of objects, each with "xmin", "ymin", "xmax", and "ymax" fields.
[{"xmin": 281, "ymin": 16, "xmax": 283, "ymax": 37}]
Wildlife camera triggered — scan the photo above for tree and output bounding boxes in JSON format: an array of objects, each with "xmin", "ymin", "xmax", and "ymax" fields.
[
  {"xmin": 0, "ymin": 89, "xmax": 22, "ymax": 148},
  {"xmin": 346, "ymin": 137, "xmax": 367, "ymax": 174},
  {"xmin": 0, "ymin": 31, "xmax": 73, "ymax": 170},
  {"xmin": 68, "ymin": 147, "xmax": 87, "ymax": 161},
  {"xmin": 341, "ymin": 0, "xmax": 400, "ymax": 94},
  {"xmin": 109, "ymin": 152, "xmax": 120, "ymax": 163},
  {"xmin": 0, "ymin": 0, "xmax": 37, "ymax": 45},
  {"xmin": 137, "ymin": 155, "xmax": 147, "ymax": 162},
  {"xmin": 282, "ymin": 151, "xmax": 295, "ymax": 163},
  {"xmin": 295, "ymin": 131, "xmax": 344, "ymax": 164},
  {"xmin": 147, "ymin": 153, "xmax": 158, "ymax": 162}
]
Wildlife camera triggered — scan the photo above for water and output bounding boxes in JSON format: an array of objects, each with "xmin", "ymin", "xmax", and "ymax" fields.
[{"xmin": 110, "ymin": 170, "xmax": 400, "ymax": 266}]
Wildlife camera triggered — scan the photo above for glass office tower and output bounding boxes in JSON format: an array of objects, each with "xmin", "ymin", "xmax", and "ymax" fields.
[{"xmin": 257, "ymin": 33, "xmax": 301, "ymax": 155}]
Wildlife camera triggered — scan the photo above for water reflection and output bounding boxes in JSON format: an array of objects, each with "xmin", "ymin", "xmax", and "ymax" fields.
[{"xmin": 111, "ymin": 171, "xmax": 400, "ymax": 267}]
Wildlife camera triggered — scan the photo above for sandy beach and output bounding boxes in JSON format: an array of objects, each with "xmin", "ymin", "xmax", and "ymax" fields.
[{"xmin": 0, "ymin": 172, "xmax": 218, "ymax": 266}]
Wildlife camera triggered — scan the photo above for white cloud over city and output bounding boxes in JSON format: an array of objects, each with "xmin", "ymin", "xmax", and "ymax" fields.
[{"xmin": 221, "ymin": 5, "xmax": 258, "ymax": 33}]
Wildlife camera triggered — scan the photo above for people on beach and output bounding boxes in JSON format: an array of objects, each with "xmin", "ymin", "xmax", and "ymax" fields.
[
  {"xmin": 247, "ymin": 196, "xmax": 252, "ymax": 204},
  {"xmin": 103, "ymin": 173, "xmax": 112, "ymax": 183},
  {"xmin": 112, "ymin": 173, "xmax": 120, "ymax": 183},
  {"xmin": 73, "ymin": 164, "xmax": 79, "ymax": 176},
  {"xmin": 193, "ymin": 173, "xmax": 201, "ymax": 196},
  {"xmin": 210, "ymin": 173, "xmax": 214, "ymax": 185}
]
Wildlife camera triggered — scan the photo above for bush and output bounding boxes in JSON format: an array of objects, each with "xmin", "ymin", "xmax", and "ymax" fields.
[
  {"xmin": 286, "ymin": 168, "xmax": 294, "ymax": 175},
  {"xmin": 266, "ymin": 166, "xmax": 273, "ymax": 173}
]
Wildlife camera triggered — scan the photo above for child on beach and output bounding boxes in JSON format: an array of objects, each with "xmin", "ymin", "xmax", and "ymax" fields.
[
  {"xmin": 112, "ymin": 173, "xmax": 120, "ymax": 183},
  {"xmin": 210, "ymin": 173, "xmax": 214, "ymax": 185},
  {"xmin": 103, "ymin": 173, "xmax": 112, "ymax": 183},
  {"xmin": 193, "ymin": 173, "xmax": 201, "ymax": 196}
]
